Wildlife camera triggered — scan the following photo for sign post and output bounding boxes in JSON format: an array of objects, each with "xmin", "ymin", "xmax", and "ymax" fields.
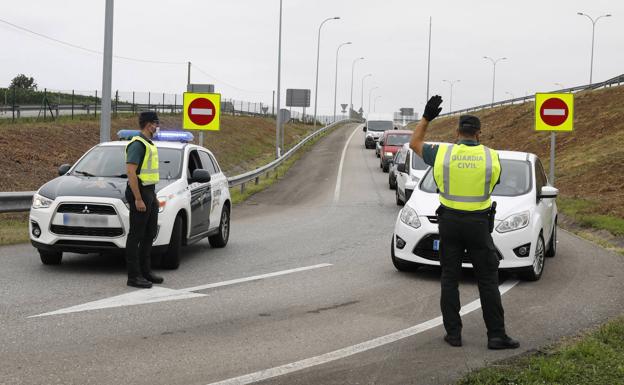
[{"xmin": 535, "ymin": 93, "xmax": 574, "ymax": 184}]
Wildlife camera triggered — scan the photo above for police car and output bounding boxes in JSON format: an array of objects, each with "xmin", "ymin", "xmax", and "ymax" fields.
[
  {"xmin": 391, "ymin": 149, "xmax": 558, "ymax": 281},
  {"xmin": 29, "ymin": 130, "xmax": 231, "ymax": 269}
]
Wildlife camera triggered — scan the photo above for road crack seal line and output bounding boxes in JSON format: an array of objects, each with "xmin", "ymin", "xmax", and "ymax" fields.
[{"xmin": 204, "ymin": 279, "xmax": 519, "ymax": 385}]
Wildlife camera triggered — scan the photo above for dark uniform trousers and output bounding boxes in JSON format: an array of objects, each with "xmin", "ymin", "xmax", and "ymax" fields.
[
  {"xmin": 125, "ymin": 185, "xmax": 158, "ymax": 279},
  {"xmin": 437, "ymin": 206, "xmax": 506, "ymax": 339}
]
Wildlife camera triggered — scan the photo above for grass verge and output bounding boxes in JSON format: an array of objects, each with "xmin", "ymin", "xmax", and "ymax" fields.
[
  {"xmin": 0, "ymin": 212, "xmax": 29, "ymax": 246},
  {"xmin": 558, "ymin": 197, "xmax": 624, "ymax": 237},
  {"xmin": 458, "ymin": 317, "xmax": 624, "ymax": 385}
]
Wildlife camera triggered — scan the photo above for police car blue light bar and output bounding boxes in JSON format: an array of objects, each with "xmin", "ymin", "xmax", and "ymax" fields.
[{"xmin": 117, "ymin": 130, "xmax": 194, "ymax": 142}]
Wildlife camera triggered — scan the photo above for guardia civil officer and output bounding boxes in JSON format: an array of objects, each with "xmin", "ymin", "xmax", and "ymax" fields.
[
  {"xmin": 125, "ymin": 111, "xmax": 164, "ymax": 289},
  {"xmin": 409, "ymin": 96, "xmax": 519, "ymax": 350}
]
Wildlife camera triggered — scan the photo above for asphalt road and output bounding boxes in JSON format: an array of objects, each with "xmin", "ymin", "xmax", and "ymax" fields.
[{"xmin": 1, "ymin": 122, "xmax": 623, "ymax": 385}]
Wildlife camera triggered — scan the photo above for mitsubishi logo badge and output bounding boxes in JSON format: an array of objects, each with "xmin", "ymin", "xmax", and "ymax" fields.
[{"xmin": 82, "ymin": 205, "xmax": 90, "ymax": 214}]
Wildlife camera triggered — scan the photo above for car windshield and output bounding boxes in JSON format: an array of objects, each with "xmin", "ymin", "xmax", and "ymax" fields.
[
  {"xmin": 412, "ymin": 152, "xmax": 428, "ymax": 170},
  {"xmin": 386, "ymin": 134, "xmax": 411, "ymax": 146},
  {"xmin": 367, "ymin": 120, "xmax": 393, "ymax": 131},
  {"xmin": 72, "ymin": 146, "xmax": 183, "ymax": 180},
  {"xmin": 419, "ymin": 159, "xmax": 531, "ymax": 196}
]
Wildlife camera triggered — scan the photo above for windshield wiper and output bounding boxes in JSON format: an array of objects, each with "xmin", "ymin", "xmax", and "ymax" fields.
[
  {"xmin": 74, "ymin": 170, "xmax": 96, "ymax": 177},
  {"xmin": 106, "ymin": 174, "xmax": 128, "ymax": 178}
]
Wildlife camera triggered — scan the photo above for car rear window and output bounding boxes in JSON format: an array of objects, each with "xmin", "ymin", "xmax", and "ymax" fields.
[
  {"xmin": 419, "ymin": 159, "xmax": 531, "ymax": 196},
  {"xmin": 386, "ymin": 134, "xmax": 411, "ymax": 146}
]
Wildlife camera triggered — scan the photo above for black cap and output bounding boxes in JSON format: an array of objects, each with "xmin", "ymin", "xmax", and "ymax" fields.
[
  {"xmin": 459, "ymin": 115, "xmax": 481, "ymax": 131},
  {"xmin": 139, "ymin": 111, "xmax": 159, "ymax": 126}
]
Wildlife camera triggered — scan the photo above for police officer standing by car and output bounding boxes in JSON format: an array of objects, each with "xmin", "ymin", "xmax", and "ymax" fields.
[
  {"xmin": 409, "ymin": 96, "xmax": 519, "ymax": 350},
  {"xmin": 124, "ymin": 111, "xmax": 164, "ymax": 289}
]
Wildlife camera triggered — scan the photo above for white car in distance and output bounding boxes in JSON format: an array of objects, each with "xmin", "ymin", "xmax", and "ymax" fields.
[
  {"xmin": 393, "ymin": 143, "xmax": 430, "ymax": 206},
  {"xmin": 391, "ymin": 149, "xmax": 558, "ymax": 281}
]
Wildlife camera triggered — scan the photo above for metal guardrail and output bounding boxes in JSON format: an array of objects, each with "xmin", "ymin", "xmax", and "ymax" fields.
[
  {"xmin": 439, "ymin": 73, "xmax": 624, "ymax": 117},
  {"xmin": 0, "ymin": 119, "xmax": 356, "ymax": 213}
]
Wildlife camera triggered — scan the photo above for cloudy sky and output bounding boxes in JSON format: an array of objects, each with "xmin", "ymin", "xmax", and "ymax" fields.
[{"xmin": 2, "ymin": 0, "xmax": 622, "ymax": 116}]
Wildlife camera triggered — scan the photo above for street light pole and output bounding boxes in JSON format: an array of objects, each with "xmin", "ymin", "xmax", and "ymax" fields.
[
  {"xmin": 99, "ymin": 0, "xmax": 114, "ymax": 143},
  {"xmin": 483, "ymin": 56, "xmax": 507, "ymax": 106},
  {"xmin": 333, "ymin": 41, "xmax": 351, "ymax": 122},
  {"xmin": 350, "ymin": 57, "xmax": 364, "ymax": 117},
  {"xmin": 313, "ymin": 16, "xmax": 340, "ymax": 129},
  {"xmin": 577, "ymin": 12, "xmax": 612, "ymax": 84},
  {"xmin": 275, "ymin": 0, "xmax": 283, "ymax": 158},
  {"xmin": 442, "ymin": 79, "xmax": 460, "ymax": 113},
  {"xmin": 368, "ymin": 86, "xmax": 379, "ymax": 115},
  {"xmin": 374, "ymin": 95, "xmax": 382, "ymax": 112},
  {"xmin": 360, "ymin": 73, "xmax": 372, "ymax": 113}
]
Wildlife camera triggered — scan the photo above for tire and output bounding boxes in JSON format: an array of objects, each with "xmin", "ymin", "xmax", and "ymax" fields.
[
  {"xmin": 39, "ymin": 250, "xmax": 62, "ymax": 265},
  {"xmin": 396, "ymin": 188, "xmax": 404, "ymax": 206},
  {"xmin": 391, "ymin": 235, "xmax": 419, "ymax": 272},
  {"xmin": 382, "ymin": 163, "xmax": 389, "ymax": 173},
  {"xmin": 546, "ymin": 220, "xmax": 557, "ymax": 258},
  {"xmin": 389, "ymin": 175, "xmax": 396, "ymax": 190},
  {"xmin": 376, "ymin": 151, "xmax": 380, "ymax": 158},
  {"xmin": 520, "ymin": 234, "xmax": 545, "ymax": 281},
  {"xmin": 209, "ymin": 205, "xmax": 230, "ymax": 248},
  {"xmin": 161, "ymin": 215, "xmax": 183, "ymax": 269}
]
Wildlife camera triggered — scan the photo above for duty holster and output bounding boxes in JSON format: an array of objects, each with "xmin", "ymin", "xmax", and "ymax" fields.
[{"xmin": 488, "ymin": 201, "xmax": 497, "ymax": 233}]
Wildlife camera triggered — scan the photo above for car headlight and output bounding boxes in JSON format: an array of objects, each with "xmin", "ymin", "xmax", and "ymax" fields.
[
  {"xmin": 157, "ymin": 194, "xmax": 175, "ymax": 213},
  {"xmin": 400, "ymin": 206, "xmax": 421, "ymax": 229},
  {"xmin": 384, "ymin": 152, "xmax": 393, "ymax": 158},
  {"xmin": 32, "ymin": 193, "xmax": 53, "ymax": 209},
  {"xmin": 496, "ymin": 211, "xmax": 530, "ymax": 233}
]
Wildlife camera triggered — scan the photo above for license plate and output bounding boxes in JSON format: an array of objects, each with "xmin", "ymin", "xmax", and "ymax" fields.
[
  {"xmin": 433, "ymin": 239, "xmax": 440, "ymax": 251},
  {"xmin": 62, "ymin": 213, "xmax": 109, "ymax": 227}
]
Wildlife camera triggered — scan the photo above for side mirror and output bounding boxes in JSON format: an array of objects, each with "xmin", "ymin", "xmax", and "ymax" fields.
[
  {"xmin": 397, "ymin": 163, "xmax": 406, "ymax": 173},
  {"xmin": 539, "ymin": 186, "xmax": 558, "ymax": 199},
  {"xmin": 191, "ymin": 169, "xmax": 211, "ymax": 183},
  {"xmin": 58, "ymin": 164, "xmax": 72, "ymax": 176},
  {"xmin": 362, "ymin": 125, "xmax": 366, "ymax": 132},
  {"xmin": 379, "ymin": 139, "xmax": 384, "ymax": 146}
]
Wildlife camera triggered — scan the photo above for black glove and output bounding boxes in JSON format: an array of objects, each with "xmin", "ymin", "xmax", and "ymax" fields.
[{"xmin": 423, "ymin": 95, "xmax": 443, "ymax": 121}]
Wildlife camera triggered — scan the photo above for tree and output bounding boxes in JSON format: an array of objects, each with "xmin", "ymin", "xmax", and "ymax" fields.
[{"xmin": 9, "ymin": 74, "xmax": 37, "ymax": 90}]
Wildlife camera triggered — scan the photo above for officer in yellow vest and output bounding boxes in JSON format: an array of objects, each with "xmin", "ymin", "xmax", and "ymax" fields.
[
  {"xmin": 410, "ymin": 96, "xmax": 519, "ymax": 350},
  {"xmin": 125, "ymin": 111, "xmax": 163, "ymax": 289}
]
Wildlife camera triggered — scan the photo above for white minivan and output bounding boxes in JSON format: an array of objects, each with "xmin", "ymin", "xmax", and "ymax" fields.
[{"xmin": 363, "ymin": 113, "xmax": 395, "ymax": 149}]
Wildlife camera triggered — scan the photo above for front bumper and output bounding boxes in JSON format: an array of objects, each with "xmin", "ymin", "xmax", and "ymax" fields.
[
  {"xmin": 29, "ymin": 196, "xmax": 174, "ymax": 254},
  {"xmin": 392, "ymin": 211, "xmax": 536, "ymax": 270}
]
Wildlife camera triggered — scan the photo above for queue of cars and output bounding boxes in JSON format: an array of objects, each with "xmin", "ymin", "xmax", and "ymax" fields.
[
  {"xmin": 29, "ymin": 130, "xmax": 231, "ymax": 269},
  {"xmin": 364, "ymin": 116, "xmax": 559, "ymax": 281}
]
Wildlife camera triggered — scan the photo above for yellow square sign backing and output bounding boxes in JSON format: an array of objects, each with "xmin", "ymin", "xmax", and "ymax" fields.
[
  {"xmin": 183, "ymin": 92, "xmax": 221, "ymax": 131},
  {"xmin": 535, "ymin": 93, "xmax": 574, "ymax": 132}
]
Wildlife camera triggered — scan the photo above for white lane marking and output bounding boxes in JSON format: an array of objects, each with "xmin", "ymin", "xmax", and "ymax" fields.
[
  {"xmin": 29, "ymin": 287, "xmax": 207, "ymax": 318},
  {"xmin": 333, "ymin": 124, "xmax": 363, "ymax": 203},
  {"xmin": 184, "ymin": 263, "xmax": 333, "ymax": 292},
  {"xmin": 205, "ymin": 280, "xmax": 519, "ymax": 385},
  {"xmin": 543, "ymin": 109, "xmax": 565, "ymax": 116},
  {"xmin": 29, "ymin": 264, "xmax": 333, "ymax": 318},
  {"xmin": 191, "ymin": 108, "xmax": 213, "ymax": 115}
]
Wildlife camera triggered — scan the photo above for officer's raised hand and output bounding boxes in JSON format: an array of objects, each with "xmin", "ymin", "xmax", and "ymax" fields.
[{"xmin": 423, "ymin": 95, "xmax": 443, "ymax": 122}]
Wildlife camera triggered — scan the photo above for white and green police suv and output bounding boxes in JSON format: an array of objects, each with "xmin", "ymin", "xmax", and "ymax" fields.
[{"xmin": 29, "ymin": 130, "xmax": 231, "ymax": 269}]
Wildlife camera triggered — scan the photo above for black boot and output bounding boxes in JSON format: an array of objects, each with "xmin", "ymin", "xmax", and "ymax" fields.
[
  {"xmin": 488, "ymin": 335, "xmax": 520, "ymax": 350},
  {"xmin": 127, "ymin": 276, "xmax": 153, "ymax": 288},
  {"xmin": 141, "ymin": 256, "xmax": 164, "ymax": 284}
]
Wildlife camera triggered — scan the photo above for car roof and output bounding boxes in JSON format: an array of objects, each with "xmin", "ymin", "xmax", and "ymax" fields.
[{"xmin": 100, "ymin": 140, "xmax": 189, "ymax": 149}]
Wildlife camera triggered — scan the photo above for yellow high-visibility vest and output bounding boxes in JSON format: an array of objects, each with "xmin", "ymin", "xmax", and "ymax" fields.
[
  {"xmin": 433, "ymin": 144, "xmax": 500, "ymax": 211},
  {"xmin": 125, "ymin": 136, "xmax": 160, "ymax": 185}
]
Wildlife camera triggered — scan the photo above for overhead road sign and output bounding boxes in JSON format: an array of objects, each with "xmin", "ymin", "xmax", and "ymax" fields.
[
  {"xmin": 400, "ymin": 108, "xmax": 414, "ymax": 116},
  {"xmin": 183, "ymin": 92, "xmax": 221, "ymax": 131},
  {"xmin": 535, "ymin": 93, "xmax": 574, "ymax": 132},
  {"xmin": 286, "ymin": 89, "xmax": 311, "ymax": 107}
]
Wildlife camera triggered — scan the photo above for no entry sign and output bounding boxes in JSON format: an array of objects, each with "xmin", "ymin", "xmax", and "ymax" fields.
[
  {"xmin": 183, "ymin": 92, "xmax": 221, "ymax": 131},
  {"xmin": 535, "ymin": 93, "xmax": 574, "ymax": 132}
]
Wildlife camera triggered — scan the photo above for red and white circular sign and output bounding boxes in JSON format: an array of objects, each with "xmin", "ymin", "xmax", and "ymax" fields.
[
  {"xmin": 540, "ymin": 97, "xmax": 569, "ymax": 126},
  {"xmin": 188, "ymin": 98, "xmax": 216, "ymax": 126}
]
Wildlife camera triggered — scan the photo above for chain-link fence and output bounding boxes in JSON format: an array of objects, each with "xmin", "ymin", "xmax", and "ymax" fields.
[{"xmin": 0, "ymin": 88, "xmax": 335, "ymax": 125}]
